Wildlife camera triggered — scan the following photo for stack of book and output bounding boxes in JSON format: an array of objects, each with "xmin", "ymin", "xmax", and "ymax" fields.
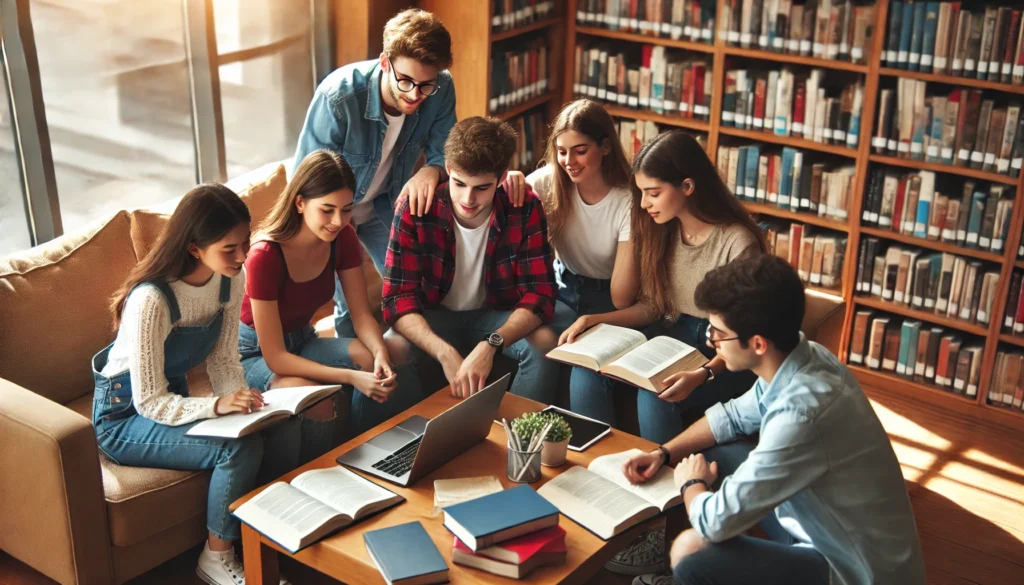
[
  {"xmin": 873, "ymin": 80, "xmax": 1024, "ymax": 176},
  {"xmin": 572, "ymin": 43, "xmax": 712, "ymax": 120},
  {"xmin": 510, "ymin": 111, "xmax": 547, "ymax": 173},
  {"xmin": 861, "ymin": 169, "xmax": 1015, "ymax": 253},
  {"xmin": 721, "ymin": 0, "xmax": 876, "ymax": 63},
  {"xmin": 575, "ymin": 0, "xmax": 717, "ymax": 44},
  {"xmin": 761, "ymin": 220, "xmax": 846, "ymax": 291},
  {"xmin": 854, "ymin": 239, "xmax": 1000, "ymax": 326},
  {"xmin": 616, "ymin": 119, "xmax": 707, "ymax": 160},
  {"xmin": 849, "ymin": 311, "xmax": 983, "ymax": 396},
  {"xmin": 717, "ymin": 144, "xmax": 854, "ymax": 221},
  {"xmin": 722, "ymin": 67, "xmax": 864, "ymax": 147},
  {"xmin": 492, "ymin": 0, "xmax": 556, "ymax": 32},
  {"xmin": 884, "ymin": 2, "xmax": 1024, "ymax": 83},
  {"xmin": 444, "ymin": 485, "xmax": 565, "ymax": 579},
  {"xmin": 988, "ymin": 350, "xmax": 1024, "ymax": 411},
  {"xmin": 490, "ymin": 38, "xmax": 551, "ymax": 114}
]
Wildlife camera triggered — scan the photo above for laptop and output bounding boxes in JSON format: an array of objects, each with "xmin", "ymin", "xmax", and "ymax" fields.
[{"xmin": 336, "ymin": 374, "xmax": 510, "ymax": 486}]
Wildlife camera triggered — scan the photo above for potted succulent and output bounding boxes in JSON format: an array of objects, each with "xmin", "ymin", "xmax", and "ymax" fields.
[{"xmin": 512, "ymin": 411, "xmax": 572, "ymax": 467}]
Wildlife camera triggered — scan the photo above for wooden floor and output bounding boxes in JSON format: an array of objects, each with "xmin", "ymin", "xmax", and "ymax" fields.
[{"xmin": 2, "ymin": 382, "xmax": 1022, "ymax": 585}]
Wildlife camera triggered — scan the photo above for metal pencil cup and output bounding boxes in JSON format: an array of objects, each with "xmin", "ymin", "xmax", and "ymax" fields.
[{"xmin": 507, "ymin": 443, "xmax": 543, "ymax": 483}]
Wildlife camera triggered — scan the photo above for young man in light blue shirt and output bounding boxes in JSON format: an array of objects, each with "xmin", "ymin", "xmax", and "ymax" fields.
[
  {"xmin": 293, "ymin": 9, "xmax": 456, "ymax": 337},
  {"xmin": 623, "ymin": 254, "xmax": 925, "ymax": 585}
]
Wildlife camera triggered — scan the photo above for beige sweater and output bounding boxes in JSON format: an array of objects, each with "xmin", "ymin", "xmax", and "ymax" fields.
[{"xmin": 643, "ymin": 223, "xmax": 759, "ymax": 319}]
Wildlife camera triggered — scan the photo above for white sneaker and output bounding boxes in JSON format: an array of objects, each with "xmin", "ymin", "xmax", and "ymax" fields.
[
  {"xmin": 632, "ymin": 573, "xmax": 675, "ymax": 585},
  {"xmin": 605, "ymin": 529, "xmax": 667, "ymax": 575},
  {"xmin": 197, "ymin": 543, "xmax": 245, "ymax": 585}
]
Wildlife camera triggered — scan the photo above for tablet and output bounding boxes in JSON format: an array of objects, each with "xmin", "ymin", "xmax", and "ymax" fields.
[{"xmin": 540, "ymin": 405, "xmax": 611, "ymax": 451}]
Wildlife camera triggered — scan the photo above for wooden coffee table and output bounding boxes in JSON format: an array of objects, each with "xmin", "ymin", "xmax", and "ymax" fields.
[{"xmin": 233, "ymin": 389, "xmax": 687, "ymax": 585}]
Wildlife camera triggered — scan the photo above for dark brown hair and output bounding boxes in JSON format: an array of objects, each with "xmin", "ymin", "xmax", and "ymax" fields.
[
  {"xmin": 542, "ymin": 99, "xmax": 632, "ymax": 245},
  {"xmin": 444, "ymin": 116, "xmax": 518, "ymax": 178},
  {"xmin": 111, "ymin": 183, "xmax": 249, "ymax": 328},
  {"xmin": 256, "ymin": 149, "xmax": 356, "ymax": 243},
  {"xmin": 631, "ymin": 131, "xmax": 767, "ymax": 317},
  {"xmin": 383, "ymin": 9, "xmax": 453, "ymax": 70}
]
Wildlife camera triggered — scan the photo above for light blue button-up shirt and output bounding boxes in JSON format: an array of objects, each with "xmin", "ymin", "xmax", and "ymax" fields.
[{"xmin": 690, "ymin": 336, "xmax": 925, "ymax": 585}]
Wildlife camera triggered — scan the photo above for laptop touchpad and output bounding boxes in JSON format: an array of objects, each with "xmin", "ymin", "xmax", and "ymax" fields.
[{"xmin": 365, "ymin": 416, "xmax": 428, "ymax": 451}]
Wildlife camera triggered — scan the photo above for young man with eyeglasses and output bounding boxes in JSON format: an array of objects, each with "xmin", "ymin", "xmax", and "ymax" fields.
[
  {"xmin": 622, "ymin": 255, "xmax": 925, "ymax": 585},
  {"xmin": 293, "ymin": 9, "xmax": 457, "ymax": 338}
]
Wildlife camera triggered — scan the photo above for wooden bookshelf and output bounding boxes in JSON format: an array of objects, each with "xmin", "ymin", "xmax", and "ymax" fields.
[
  {"xmin": 495, "ymin": 92, "xmax": 557, "ymax": 121},
  {"xmin": 561, "ymin": 0, "xmax": 1024, "ymax": 428},
  {"xmin": 490, "ymin": 17, "xmax": 561, "ymax": 42}
]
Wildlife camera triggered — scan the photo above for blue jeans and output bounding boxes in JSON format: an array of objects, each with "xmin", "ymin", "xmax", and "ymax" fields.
[
  {"xmin": 672, "ymin": 441, "xmax": 830, "ymax": 585},
  {"xmin": 333, "ymin": 216, "xmax": 391, "ymax": 338},
  {"xmin": 405, "ymin": 307, "xmax": 559, "ymax": 404},
  {"xmin": 95, "ymin": 406, "xmax": 301, "ymax": 541},
  {"xmin": 239, "ymin": 322, "xmax": 423, "ymax": 459}
]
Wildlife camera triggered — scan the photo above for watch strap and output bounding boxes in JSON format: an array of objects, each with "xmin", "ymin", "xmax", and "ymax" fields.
[
  {"xmin": 681, "ymin": 478, "xmax": 709, "ymax": 495},
  {"xmin": 657, "ymin": 445, "xmax": 671, "ymax": 466}
]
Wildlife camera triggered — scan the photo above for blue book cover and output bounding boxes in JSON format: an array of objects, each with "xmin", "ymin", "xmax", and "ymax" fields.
[
  {"xmin": 928, "ymin": 103, "xmax": 944, "ymax": 162},
  {"xmin": 886, "ymin": 2, "xmax": 905, "ymax": 65},
  {"xmin": 443, "ymin": 485, "xmax": 559, "ymax": 550},
  {"xmin": 744, "ymin": 146, "xmax": 760, "ymax": 201},
  {"xmin": 926, "ymin": 254, "xmax": 943, "ymax": 309},
  {"xmin": 920, "ymin": 2, "xmax": 940, "ymax": 73},
  {"xmin": 966, "ymin": 191, "xmax": 987, "ymax": 248},
  {"xmin": 779, "ymin": 148, "xmax": 796, "ymax": 208},
  {"xmin": 898, "ymin": 1, "xmax": 915, "ymax": 69},
  {"xmin": 897, "ymin": 321, "xmax": 913, "ymax": 376},
  {"xmin": 735, "ymin": 147, "xmax": 749, "ymax": 200},
  {"xmin": 903, "ymin": 321, "xmax": 922, "ymax": 378},
  {"xmin": 364, "ymin": 522, "xmax": 448, "ymax": 585},
  {"xmin": 907, "ymin": 1, "xmax": 927, "ymax": 71}
]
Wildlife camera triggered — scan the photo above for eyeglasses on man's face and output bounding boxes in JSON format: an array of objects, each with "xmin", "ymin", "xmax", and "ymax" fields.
[
  {"xmin": 706, "ymin": 323, "xmax": 742, "ymax": 348},
  {"xmin": 388, "ymin": 57, "xmax": 440, "ymax": 97}
]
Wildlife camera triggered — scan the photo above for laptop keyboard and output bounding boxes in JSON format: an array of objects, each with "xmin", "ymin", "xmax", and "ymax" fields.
[{"xmin": 371, "ymin": 436, "xmax": 422, "ymax": 476}]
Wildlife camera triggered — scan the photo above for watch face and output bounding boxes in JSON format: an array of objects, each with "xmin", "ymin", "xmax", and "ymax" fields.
[{"xmin": 488, "ymin": 332, "xmax": 504, "ymax": 346}]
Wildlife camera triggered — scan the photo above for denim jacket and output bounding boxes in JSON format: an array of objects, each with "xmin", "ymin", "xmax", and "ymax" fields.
[
  {"xmin": 293, "ymin": 59, "xmax": 457, "ymax": 227},
  {"xmin": 692, "ymin": 335, "xmax": 926, "ymax": 585}
]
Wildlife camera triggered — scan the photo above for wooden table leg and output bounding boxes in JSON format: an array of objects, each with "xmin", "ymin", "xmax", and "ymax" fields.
[{"xmin": 242, "ymin": 525, "xmax": 279, "ymax": 585}]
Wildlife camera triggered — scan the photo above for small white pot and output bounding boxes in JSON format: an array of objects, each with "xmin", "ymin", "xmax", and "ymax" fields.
[{"xmin": 541, "ymin": 438, "xmax": 569, "ymax": 467}]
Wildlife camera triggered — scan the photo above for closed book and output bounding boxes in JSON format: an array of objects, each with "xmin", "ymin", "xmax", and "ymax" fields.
[
  {"xmin": 364, "ymin": 522, "xmax": 448, "ymax": 585},
  {"xmin": 850, "ymin": 310, "xmax": 873, "ymax": 364},
  {"xmin": 868, "ymin": 316, "xmax": 890, "ymax": 370},
  {"xmin": 443, "ymin": 485, "xmax": 559, "ymax": 551},
  {"xmin": 886, "ymin": 1, "xmax": 905, "ymax": 65},
  {"xmin": 924, "ymin": 326, "xmax": 943, "ymax": 382},
  {"xmin": 920, "ymin": 2, "xmax": 940, "ymax": 72},
  {"xmin": 914, "ymin": 328, "xmax": 932, "ymax": 381},
  {"xmin": 908, "ymin": 1, "xmax": 926, "ymax": 71},
  {"xmin": 452, "ymin": 541, "xmax": 566, "ymax": 579},
  {"xmin": 882, "ymin": 320, "xmax": 903, "ymax": 372},
  {"xmin": 474, "ymin": 525, "xmax": 567, "ymax": 564}
]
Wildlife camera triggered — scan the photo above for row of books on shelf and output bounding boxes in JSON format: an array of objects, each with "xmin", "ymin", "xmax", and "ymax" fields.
[
  {"xmin": 989, "ymin": 350, "xmax": 1024, "ymax": 411},
  {"xmin": 1002, "ymin": 269, "xmax": 1024, "ymax": 336},
  {"xmin": 492, "ymin": 0, "xmax": 557, "ymax": 31},
  {"xmin": 854, "ymin": 240, "xmax": 1000, "ymax": 327},
  {"xmin": 722, "ymin": 68, "xmax": 863, "ymax": 148},
  {"xmin": 862, "ymin": 169, "xmax": 1015, "ymax": 254},
  {"xmin": 489, "ymin": 40, "xmax": 551, "ymax": 115},
  {"xmin": 718, "ymin": 144, "xmax": 853, "ymax": 221},
  {"xmin": 873, "ymin": 81, "xmax": 1024, "ymax": 176},
  {"xmin": 572, "ymin": 44, "xmax": 711, "ymax": 119},
  {"xmin": 850, "ymin": 311, "xmax": 982, "ymax": 397},
  {"xmin": 721, "ymin": 0, "xmax": 876, "ymax": 64},
  {"xmin": 884, "ymin": 2, "xmax": 1024, "ymax": 84},
  {"xmin": 509, "ymin": 111, "xmax": 547, "ymax": 173},
  {"xmin": 575, "ymin": 0, "xmax": 717, "ymax": 43},
  {"xmin": 761, "ymin": 221, "xmax": 846, "ymax": 291},
  {"xmin": 613, "ymin": 118, "xmax": 708, "ymax": 161}
]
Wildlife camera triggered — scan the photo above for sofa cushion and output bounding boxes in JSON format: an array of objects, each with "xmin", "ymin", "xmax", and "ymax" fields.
[
  {"xmin": 0, "ymin": 211, "xmax": 137, "ymax": 405},
  {"xmin": 233, "ymin": 162, "xmax": 287, "ymax": 230}
]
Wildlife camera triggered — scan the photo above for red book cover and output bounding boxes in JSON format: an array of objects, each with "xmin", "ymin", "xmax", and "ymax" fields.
[
  {"xmin": 641, "ymin": 45, "xmax": 653, "ymax": 69},
  {"xmin": 693, "ymin": 63, "xmax": 707, "ymax": 117},
  {"xmin": 681, "ymin": 66, "xmax": 694, "ymax": 118},
  {"xmin": 793, "ymin": 81, "xmax": 807, "ymax": 128},
  {"xmin": 456, "ymin": 525, "xmax": 567, "ymax": 564},
  {"xmin": 1015, "ymin": 279, "xmax": 1024, "ymax": 327},
  {"xmin": 754, "ymin": 77, "xmax": 767, "ymax": 126},
  {"xmin": 1003, "ymin": 11, "xmax": 1021, "ymax": 69},
  {"xmin": 891, "ymin": 178, "xmax": 907, "ymax": 233},
  {"xmin": 788, "ymin": 224, "xmax": 804, "ymax": 269},
  {"xmin": 936, "ymin": 337, "xmax": 952, "ymax": 382}
]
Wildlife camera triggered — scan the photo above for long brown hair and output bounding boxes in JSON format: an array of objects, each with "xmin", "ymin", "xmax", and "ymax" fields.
[
  {"xmin": 542, "ymin": 99, "xmax": 632, "ymax": 246},
  {"xmin": 111, "ymin": 183, "xmax": 250, "ymax": 328},
  {"xmin": 631, "ymin": 131, "xmax": 767, "ymax": 317},
  {"xmin": 255, "ymin": 149, "xmax": 356, "ymax": 243}
]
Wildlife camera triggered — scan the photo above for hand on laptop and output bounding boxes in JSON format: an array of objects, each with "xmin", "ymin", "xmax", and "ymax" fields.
[{"xmin": 350, "ymin": 370, "xmax": 397, "ymax": 404}]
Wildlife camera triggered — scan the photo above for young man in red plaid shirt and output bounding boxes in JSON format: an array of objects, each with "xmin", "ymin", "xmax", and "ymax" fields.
[{"xmin": 381, "ymin": 116, "xmax": 560, "ymax": 403}]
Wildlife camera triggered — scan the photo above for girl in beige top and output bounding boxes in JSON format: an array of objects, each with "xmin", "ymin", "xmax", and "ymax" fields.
[{"xmin": 559, "ymin": 131, "xmax": 766, "ymax": 445}]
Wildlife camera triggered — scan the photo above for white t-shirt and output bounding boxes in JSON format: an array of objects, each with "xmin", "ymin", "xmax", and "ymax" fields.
[
  {"xmin": 527, "ymin": 165, "xmax": 632, "ymax": 279},
  {"xmin": 442, "ymin": 217, "xmax": 490, "ymax": 311},
  {"xmin": 352, "ymin": 109, "xmax": 406, "ymax": 225}
]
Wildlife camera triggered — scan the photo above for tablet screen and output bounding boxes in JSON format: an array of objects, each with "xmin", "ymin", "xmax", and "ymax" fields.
[{"xmin": 540, "ymin": 405, "xmax": 612, "ymax": 451}]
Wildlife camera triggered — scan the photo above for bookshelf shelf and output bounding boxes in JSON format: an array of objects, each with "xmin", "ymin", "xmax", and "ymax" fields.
[
  {"xmin": 858, "ymin": 226, "xmax": 1005, "ymax": 263},
  {"xmin": 744, "ymin": 201, "xmax": 850, "ymax": 232},
  {"xmin": 721, "ymin": 46, "xmax": 869, "ymax": 73},
  {"xmin": 981, "ymin": 402, "xmax": 1024, "ymax": 423},
  {"xmin": 490, "ymin": 17, "xmax": 561, "ymax": 42},
  {"xmin": 604, "ymin": 104, "xmax": 711, "ymax": 132},
  {"xmin": 718, "ymin": 126, "xmax": 860, "ymax": 158},
  {"xmin": 998, "ymin": 334, "xmax": 1024, "ymax": 348},
  {"xmin": 849, "ymin": 364, "xmax": 979, "ymax": 404},
  {"xmin": 868, "ymin": 155, "xmax": 1019, "ymax": 186},
  {"xmin": 878, "ymin": 67, "xmax": 1024, "ymax": 95},
  {"xmin": 573, "ymin": 25, "xmax": 716, "ymax": 54},
  {"xmin": 807, "ymin": 284, "xmax": 844, "ymax": 298},
  {"xmin": 495, "ymin": 92, "xmax": 557, "ymax": 122},
  {"xmin": 854, "ymin": 296, "xmax": 990, "ymax": 337},
  {"xmin": 1015, "ymin": 260, "xmax": 1024, "ymax": 269}
]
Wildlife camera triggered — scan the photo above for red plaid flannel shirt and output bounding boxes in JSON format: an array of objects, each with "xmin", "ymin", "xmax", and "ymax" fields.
[{"xmin": 382, "ymin": 182, "xmax": 556, "ymax": 326}]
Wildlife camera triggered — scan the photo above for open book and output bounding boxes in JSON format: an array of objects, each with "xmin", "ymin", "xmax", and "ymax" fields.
[
  {"xmin": 536, "ymin": 449, "xmax": 682, "ymax": 540},
  {"xmin": 234, "ymin": 466, "xmax": 404, "ymax": 553},
  {"xmin": 186, "ymin": 385, "xmax": 341, "ymax": 438},
  {"xmin": 546, "ymin": 324, "xmax": 708, "ymax": 392}
]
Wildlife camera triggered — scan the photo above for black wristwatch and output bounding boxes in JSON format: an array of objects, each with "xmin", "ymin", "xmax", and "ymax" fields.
[
  {"xmin": 484, "ymin": 332, "xmax": 504, "ymax": 350},
  {"xmin": 681, "ymin": 478, "xmax": 709, "ymax": 495},
  {"xmin": 657, "ymin": 445, "xmax": 672, "ymax": 466},
  {"xmin": 700, "ymin": 365, "xmax": 715, "ymax": 384}
]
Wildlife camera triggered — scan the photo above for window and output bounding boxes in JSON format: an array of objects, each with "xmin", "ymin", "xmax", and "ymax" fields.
[{"xmin": 0, "ymin": 62, "xmax": 31, "ymax": 255}]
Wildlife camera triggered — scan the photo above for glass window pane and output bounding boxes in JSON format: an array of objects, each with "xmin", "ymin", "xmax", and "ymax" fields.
[
  {"xmin": 217, "ymin": 0, "xmax": 313, "ymax": 177},
  {"xmin": 0, "ymin": 64, "xmax": 33, "ymax": 255},
  {"xmin": 31, "ymin": 0, "xmax": 197, "ymax": 233}
]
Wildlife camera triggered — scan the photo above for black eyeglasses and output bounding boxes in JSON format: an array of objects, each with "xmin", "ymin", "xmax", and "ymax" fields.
[
  {"xmin": 706, "ymin": 324, "xmax": 742, "ymax": 348},
  {"xmin": 388, "ymin": 58, "xmax": 439, "ymax": 97}
]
